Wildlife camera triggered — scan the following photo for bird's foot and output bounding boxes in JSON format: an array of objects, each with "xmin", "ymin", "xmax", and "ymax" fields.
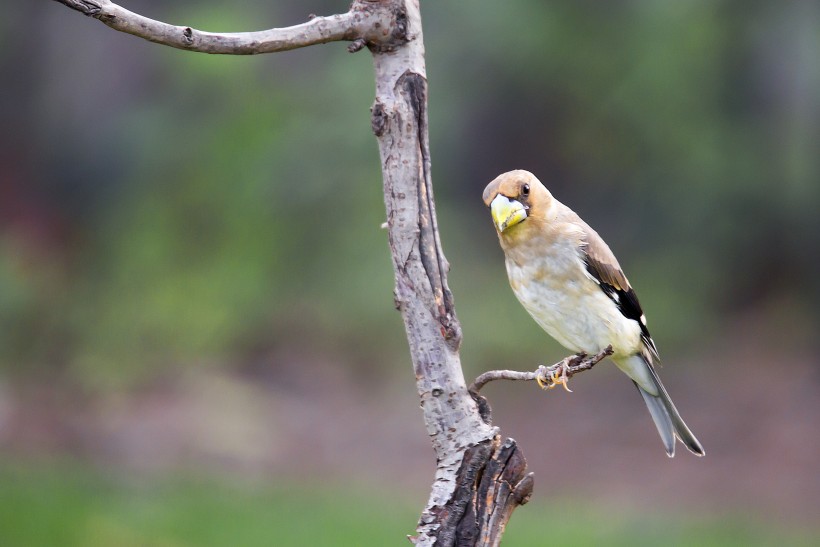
[{"xmin": 535, "ymin": 359, "xmax": 573, "ymax": 392}]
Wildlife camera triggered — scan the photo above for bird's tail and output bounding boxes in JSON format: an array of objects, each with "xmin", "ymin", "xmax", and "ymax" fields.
[{"xmin": 621, "ymin": 354, "xmax": 705, "ymax": 457}]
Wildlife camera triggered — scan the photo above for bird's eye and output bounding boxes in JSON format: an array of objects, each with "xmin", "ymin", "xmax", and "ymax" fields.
[{"xmin": 521, "ymin": 184, "xmax": 530, "ymax": 196}]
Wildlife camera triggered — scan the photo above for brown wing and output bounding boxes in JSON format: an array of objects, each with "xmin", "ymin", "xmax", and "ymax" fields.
[{"xmin": 580, "ymin": 224, "xmax": 660, "ymax": 361}]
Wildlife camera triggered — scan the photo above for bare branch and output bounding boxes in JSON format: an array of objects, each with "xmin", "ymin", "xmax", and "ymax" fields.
[
  {"xmin": 52, "ymin": 0, "xmax": 394, "ymax": 55},
  {"xmin": 469, "ymin": 346, "xmax": 614, "ymax": 395}
]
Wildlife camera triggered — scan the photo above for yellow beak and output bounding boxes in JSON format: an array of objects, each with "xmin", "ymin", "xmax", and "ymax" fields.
[{"xmin": 490, "ymin": 194, "xmax": 527, "ymax": 233}]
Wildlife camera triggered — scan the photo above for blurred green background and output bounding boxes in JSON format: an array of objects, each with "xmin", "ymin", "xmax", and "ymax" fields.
[{"xmin": 1, "ymin": 0, "xmax": 818, "ymax": 545}]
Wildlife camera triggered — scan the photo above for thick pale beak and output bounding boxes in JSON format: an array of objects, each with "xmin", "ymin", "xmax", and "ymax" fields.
[{"xmin": 489, "ymin": 194, "xmax": 527, "ymax": 233}]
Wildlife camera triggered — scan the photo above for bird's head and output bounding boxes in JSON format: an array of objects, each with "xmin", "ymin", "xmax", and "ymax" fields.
[{"xmin": 483, "ymin": 170, "xmax": 552, "ymax": 235}]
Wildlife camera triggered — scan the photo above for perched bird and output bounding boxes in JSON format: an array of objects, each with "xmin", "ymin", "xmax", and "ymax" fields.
[{"xmin": 483, "ymin": 170, "xmax": 704, "ymax": 457}]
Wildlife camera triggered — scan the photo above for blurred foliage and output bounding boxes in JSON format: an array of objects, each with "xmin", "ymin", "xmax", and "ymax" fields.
[
  {"xmin": 0, "ymin": 465, "xmax": 814, "ymax": 547},
  {"xmin": 1, "ymin": 0, "xmax": 819, "ymax": 387}
]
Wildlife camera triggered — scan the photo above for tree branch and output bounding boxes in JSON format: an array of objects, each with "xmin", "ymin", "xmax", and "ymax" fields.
[
  {"xmin": 469, "ymin": 346, "xmax": 614, "ymax": 395},
  {"xmin": 52, "ymin": 0, "xmax": 395, "ymax": 55}
]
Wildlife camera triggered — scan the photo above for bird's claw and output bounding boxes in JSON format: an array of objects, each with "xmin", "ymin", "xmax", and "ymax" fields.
[
  {"xmin": 535, "ymin": 360, "xmax": 573, "ymax": 392},
  {"xmin": 535, "ymin": 365, "xmax": 549, "ymax": 389}
]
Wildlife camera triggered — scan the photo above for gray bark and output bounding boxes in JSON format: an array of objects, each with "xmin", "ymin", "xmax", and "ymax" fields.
[{"xmin": 50, "ymin": 1, "xmax": 536, "ymax": 544}]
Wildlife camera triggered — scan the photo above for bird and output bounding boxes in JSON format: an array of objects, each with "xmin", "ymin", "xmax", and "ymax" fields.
[{"xmin": 483, "ymin": 169, "xmax": 704, "ymax": 457}]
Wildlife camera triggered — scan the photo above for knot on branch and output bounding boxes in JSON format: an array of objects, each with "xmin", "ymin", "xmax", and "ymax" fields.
[
  {"xmin": 370, "ymin": 101, "xmax": 388, "ymax": 136},
  {"xmin": 392, "ymin": 7, "xmax": 409, "ymax": 43},
  {"xmin": 347, "ymin": 37, "xmax": 367, "ymax": 53},
  {"xmin": 352, "ymin": 0, "xmax": 410, "ymax": 53},
  {"xmin": 57, "ymin": 0, "xmax": 102, "ymax": 16},
  {"xmin": 470, "ymin": 391, "xmax": 493, "ymax": 426},
  {"xmin": 438, "ymin": 306, "xmax": 461, "ymax": 345}
]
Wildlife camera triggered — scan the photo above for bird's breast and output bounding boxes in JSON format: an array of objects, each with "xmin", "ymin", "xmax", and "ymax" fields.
[{"xmin": 504, "ymin": 241, "xmax": 641, "ymax": 357}]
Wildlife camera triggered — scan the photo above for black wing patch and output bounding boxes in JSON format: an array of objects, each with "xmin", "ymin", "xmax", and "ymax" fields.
[{"xmin": 584, "ymin": 260, "xmax": 660, "ymax": 361}]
